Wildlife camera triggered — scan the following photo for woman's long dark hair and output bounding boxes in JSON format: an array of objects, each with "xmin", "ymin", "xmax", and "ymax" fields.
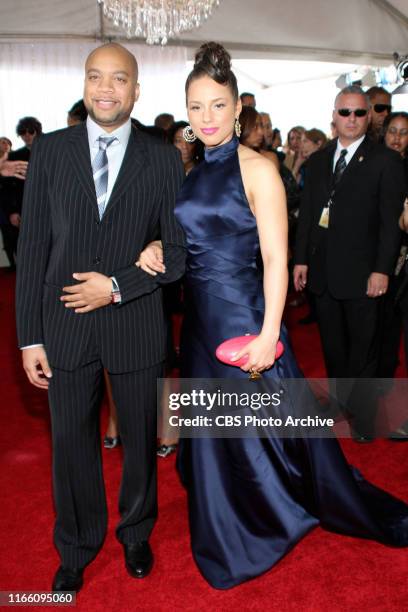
[{"xmin": 238, "ymin": 106, "xmax": 260, "ymax": 146}]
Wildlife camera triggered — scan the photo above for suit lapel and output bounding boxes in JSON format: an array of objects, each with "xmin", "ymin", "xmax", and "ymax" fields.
[
  {"xmin": 67, "ymin": 123, "xmax": 100, "ymax": 219},
  {"xmin": 323, "ymin": 139, "xmax": 337, "ymax": 193},
  {"xmin": 103, "ymin": 126, "xmax": 148, "ymax": 217}
]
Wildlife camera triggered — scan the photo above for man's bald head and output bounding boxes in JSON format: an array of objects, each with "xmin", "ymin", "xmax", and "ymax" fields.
[
  {"xmin": 86, "ymin": 43, "xmax": 138, "ymax": 82},
  {"xmin": 83, "ymin": 43, "xmax": 140, "ymax": 132}
]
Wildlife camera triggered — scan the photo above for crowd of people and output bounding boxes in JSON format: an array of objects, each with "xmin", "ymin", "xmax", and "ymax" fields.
[
  {"xmin": 2, "ymin": 83, "xmax": 407, "ymax": 444},
  {"xmin": 1, "ymin": 41, "xmax": 408, "ymax": 593}
]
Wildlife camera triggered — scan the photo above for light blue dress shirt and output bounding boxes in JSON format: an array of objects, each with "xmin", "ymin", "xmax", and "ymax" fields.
[{"xmin": 87, "ymin": 115, "xmax": 131, "ymax": 205}]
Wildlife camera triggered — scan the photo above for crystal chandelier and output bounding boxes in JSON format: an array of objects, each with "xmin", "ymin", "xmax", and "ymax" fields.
[
  {"xmin": 393, "ymin": 52, "xmax": 408, "ymax": 95},
  {"xmin": 97, "ymin": 0, "xmax": 221, "ymax": 45}
]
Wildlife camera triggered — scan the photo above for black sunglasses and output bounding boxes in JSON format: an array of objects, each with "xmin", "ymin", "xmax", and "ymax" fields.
[
  {"xmin": 337, "ymin": 108, "xmax": 368, "ymax": 118},
  {"xmin": 19, "ymin": 128, "xmax": 35, "ymax": 135},
  {"xmin": 373, "ymin": 103, "xmax": 392, "ymax": 114}
]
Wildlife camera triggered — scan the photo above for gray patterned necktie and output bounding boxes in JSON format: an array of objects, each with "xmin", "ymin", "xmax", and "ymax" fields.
[
  {"xmin": 333, "ymin": 148, "xmax": 348, "ymax": 185},
  {"xmin": 92, "ymin": 136, "xmax": 117, "ymax": 218}
]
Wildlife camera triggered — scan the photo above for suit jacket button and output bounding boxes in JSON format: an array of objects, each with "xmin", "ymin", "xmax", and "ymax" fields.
[{"xmin": 93, "ymin": 256, "xmax": 101, "ymax": 264}]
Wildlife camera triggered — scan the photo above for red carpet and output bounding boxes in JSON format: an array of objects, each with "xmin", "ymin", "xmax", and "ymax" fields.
[{"xmin": 0, "ymin": 270, "xmax": 407, "ymax": 611}]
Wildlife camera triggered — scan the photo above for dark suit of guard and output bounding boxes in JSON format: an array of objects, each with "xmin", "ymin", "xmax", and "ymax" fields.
[
  {"xmin": 15, "ymin": 122, "xmax": 186, "ymax": 568},
  {"xmin": 294, "ymin": 136, "xmax": 405, "ymax": 436}
]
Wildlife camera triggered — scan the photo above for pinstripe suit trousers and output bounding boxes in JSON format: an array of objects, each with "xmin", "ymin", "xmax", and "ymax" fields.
[{"xmin": 48, "ymin": 359, "xmax": 163, "ymax": 568}]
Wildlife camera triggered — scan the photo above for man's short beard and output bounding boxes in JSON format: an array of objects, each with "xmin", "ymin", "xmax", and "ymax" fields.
[{"xmin": 87, "ymin": 107, "xmax": 126, "ymax": 127}]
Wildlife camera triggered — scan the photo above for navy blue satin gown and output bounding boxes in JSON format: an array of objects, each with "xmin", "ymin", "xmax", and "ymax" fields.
[{"xmin": 174, "ymin": 136, "xmax": 408, "ymax": 589}]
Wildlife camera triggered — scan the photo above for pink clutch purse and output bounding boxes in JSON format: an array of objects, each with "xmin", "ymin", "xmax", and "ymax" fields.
[{"xmin": 216, "ymin": 335, "xmax": 284, "ymax": 368}]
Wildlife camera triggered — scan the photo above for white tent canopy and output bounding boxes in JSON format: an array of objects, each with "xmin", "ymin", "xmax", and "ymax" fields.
[
  {"xmin": 1, "ymin": 0, "xmax": 407, "ymax": 64},
  {"xmin": 0, "ymin": 0, "xmax": 406, "ymax": 139},
  {"xmin": 0, "ymin": 1, "xmax": 406, "ymax": 266}
]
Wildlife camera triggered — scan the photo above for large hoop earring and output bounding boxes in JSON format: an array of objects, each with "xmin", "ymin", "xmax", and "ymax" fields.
[
  {"xmin": 183, "ymin": 125, "xmax": 196, "ymax": 143},
  {"xmin": 235, "ymin": 117, "xmax": 241, "ymax": 138}
]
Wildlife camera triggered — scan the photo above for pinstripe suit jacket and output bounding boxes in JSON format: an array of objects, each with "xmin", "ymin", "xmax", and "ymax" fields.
[{"xmin": 16, "ymin": 122, "xmax": 186, "ymax": 372}]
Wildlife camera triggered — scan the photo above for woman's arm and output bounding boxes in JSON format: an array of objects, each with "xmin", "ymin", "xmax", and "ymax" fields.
[{"xmin": 233, "ymin": 152, "xmax": 288, "ymax": 373}]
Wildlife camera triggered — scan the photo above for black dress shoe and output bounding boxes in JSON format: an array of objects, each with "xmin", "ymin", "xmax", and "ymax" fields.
[
  {"xmin": 157, "ymin": 443, "xmax": 177, "ymax": 458},
  {"xmin": 52, "ymin": 566, "xmax": 84, "ymax": 592},
  {"xmin": 388, "ymin": 425, "xmax": 408, "ymax": 441},
  {"xmin": 124, "ymin": 541, "xmax": 153, "ymax": 579},
  {"xmin": 352, "ymin": 433, "xmax": 374, "ymax": 444}
]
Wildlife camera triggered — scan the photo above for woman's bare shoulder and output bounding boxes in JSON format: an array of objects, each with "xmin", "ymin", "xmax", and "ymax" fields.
[{"xmin": 238, "ymin": 145, "xmax": 279, "ymax": 179}]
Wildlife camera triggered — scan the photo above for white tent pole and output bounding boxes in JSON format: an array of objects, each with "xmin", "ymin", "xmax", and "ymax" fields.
[
  {"xmin": 0, "ymin": 36, "xmax": 395, "ymax": 65},
  {"xmin": 261, "ymin": 71, "xmax": 360, "ymax": 91},
  {"xmin": 180, "ymin": 40, "xmax": 395, "ymax": 66},
  {"xmin": 369, "ymin": 0, "xmax": 408, "ymax": 27},
  {"xmin": 233, "ymin": 66, "xmax": 269, "ymax": 89},
  {"xmin": 98, "ymin": 3, "xmax": 105, "ymax": 41}
]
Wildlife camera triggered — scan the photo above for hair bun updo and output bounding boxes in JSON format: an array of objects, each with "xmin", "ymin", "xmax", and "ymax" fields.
[
  {"xmin": 193, "ymin": 42, "xmax": 232, "ymax": 82},
  {"xmin": 185, "ymin": 41, "xmax": 238, "ymax": 101}
]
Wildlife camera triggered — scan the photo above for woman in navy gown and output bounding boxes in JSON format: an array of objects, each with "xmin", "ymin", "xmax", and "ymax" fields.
[{"xmin": 137, "ymin": 43, "xmax": 408, "ymax": 589}]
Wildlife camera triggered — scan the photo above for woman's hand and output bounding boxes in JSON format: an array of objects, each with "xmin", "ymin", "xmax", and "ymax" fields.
[
  {"xmin": 135, "ymin": 240, "xmax": 165, "ymax": 276},
  {"xmin": 231, "ymin": 334, "xmax": 278, "ymax": 373}
]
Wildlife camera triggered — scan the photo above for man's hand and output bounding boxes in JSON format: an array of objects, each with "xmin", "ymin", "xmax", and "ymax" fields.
[
  {"xmin": 293, "ymin": 264, "xmax": 308, "ymax": 291},
  {"xmin": 61, "ymin": 272, "xmax": 112, "ymax": 313},
  {"xmin": 22, "ymin": 346, "xmax": 52, "ymax": 389},
  {"xmin": 9, "ymin": 213, "xmax": 21, "ymax": 227},
  {"xmin": 366, "ymin": 272, "xmax": 388, "ymax": 298}
]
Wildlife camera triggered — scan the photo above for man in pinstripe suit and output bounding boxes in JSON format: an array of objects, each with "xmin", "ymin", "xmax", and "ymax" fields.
[{"xmin": 16, "ymin": 43, "xmax": 186, "ymax": 592}]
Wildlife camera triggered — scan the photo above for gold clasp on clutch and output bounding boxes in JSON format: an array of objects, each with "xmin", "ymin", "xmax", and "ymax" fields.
[{"xmin": 249, "ymin": 369, "xmax": 262, "ymax": 381}]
